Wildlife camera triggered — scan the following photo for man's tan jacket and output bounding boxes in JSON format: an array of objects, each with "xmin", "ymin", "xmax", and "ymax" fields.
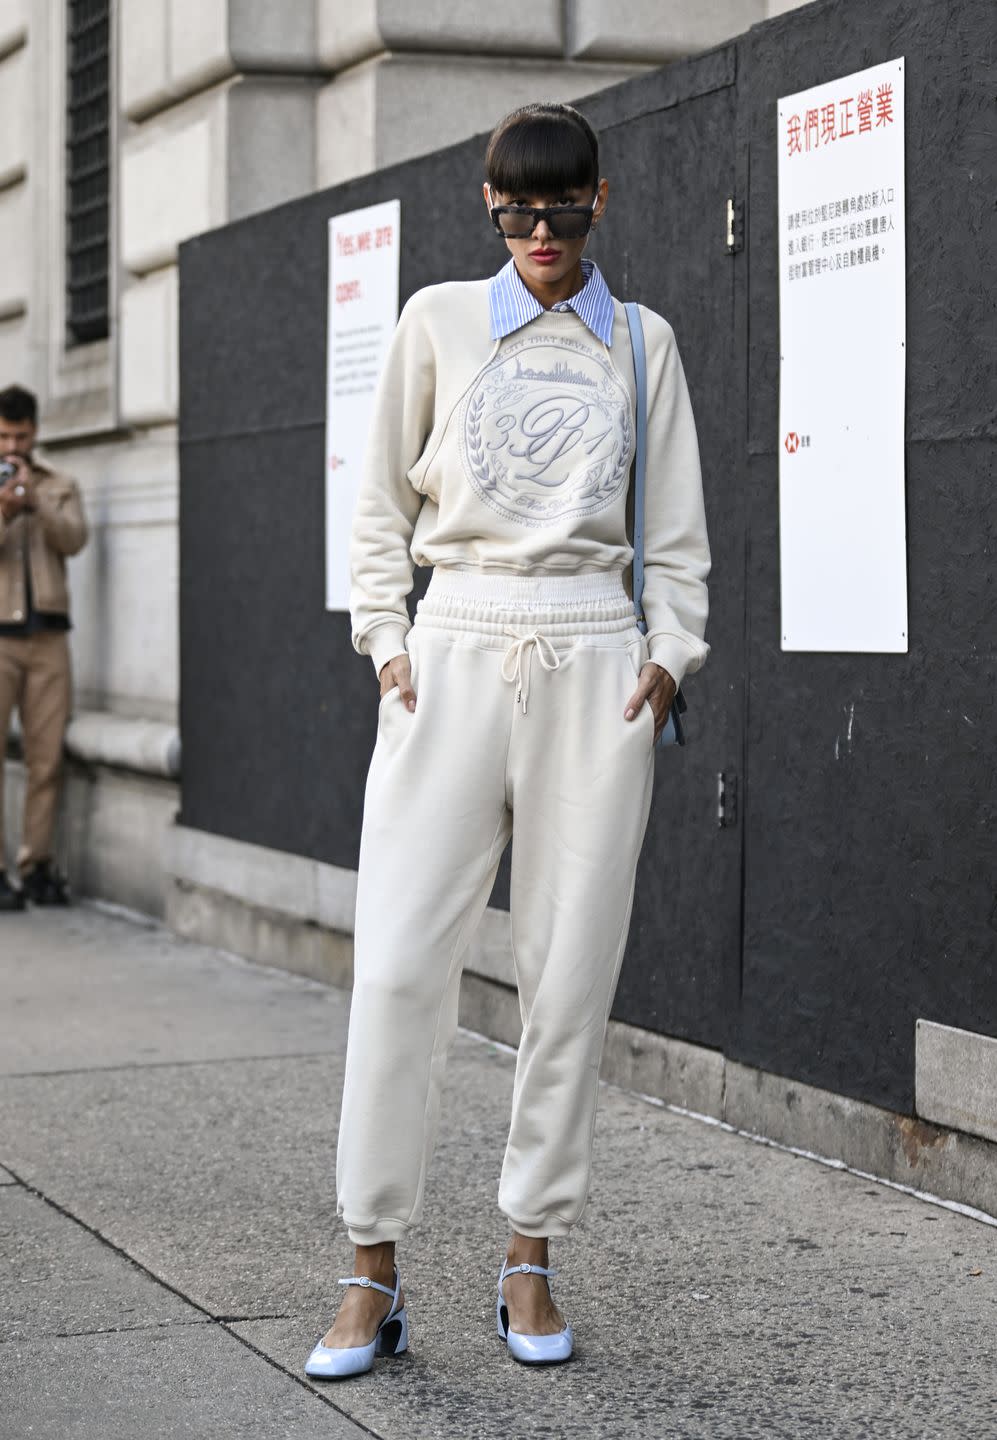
[{"xmin": 0, "ymin": 461, "xmax": 88, "ymax": 623}]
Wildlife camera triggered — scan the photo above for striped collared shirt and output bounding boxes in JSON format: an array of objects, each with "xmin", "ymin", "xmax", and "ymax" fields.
[{"xmin": 487, "ymin": 257, "xmax": 616, "ymax": 347}]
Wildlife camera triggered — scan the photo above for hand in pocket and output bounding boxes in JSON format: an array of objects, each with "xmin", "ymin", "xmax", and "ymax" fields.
[
  {"xmin": 624, "ymin": 661, "xmax": 676, "ymax": 746},
  {"xmin": 378, "ymin": 652, "xmax": 417, "ymax": 712}
]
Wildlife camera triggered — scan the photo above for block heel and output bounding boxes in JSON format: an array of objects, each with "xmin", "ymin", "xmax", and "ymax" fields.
[{"xmin": 375, "ymin": 1305, "xmax": 408, "ymax": 1357}]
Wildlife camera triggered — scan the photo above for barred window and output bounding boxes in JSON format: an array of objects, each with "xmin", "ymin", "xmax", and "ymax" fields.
[{"xmin": 66, "ymin": 0, "xmax": 111, "ymax": 347}]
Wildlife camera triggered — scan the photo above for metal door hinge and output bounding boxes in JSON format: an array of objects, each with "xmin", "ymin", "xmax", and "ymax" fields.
[
  {"xmin": 717, "ymin": 771, "xmax": 738, "ymax": 828},
  {"xmin": 725, "ymin": 196, "xmax": 744, "ymax": 254}
]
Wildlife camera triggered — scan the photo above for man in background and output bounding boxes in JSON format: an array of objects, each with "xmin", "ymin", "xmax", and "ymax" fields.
[{"xmin": 0, "ymin": 385, "xmax": 88, "ymax": 910}]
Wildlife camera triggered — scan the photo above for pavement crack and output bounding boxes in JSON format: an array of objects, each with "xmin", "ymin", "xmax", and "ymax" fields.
[
  {"xmin": 0, "ymin": 1050, "xmax": 335, "ymax": 1081},
  {"xmin": 53, "ymin": 1318, "xmax": 212, "ymax": 1339}
]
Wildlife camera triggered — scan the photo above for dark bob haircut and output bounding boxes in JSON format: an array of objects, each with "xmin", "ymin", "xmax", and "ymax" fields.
[
  {"xmin": 0, "ymin": 384, "xmax": 37, "ymax": 425},
  {"xmin": 485, "ymin": 102, "xmax": 599, "ymax": 198}
]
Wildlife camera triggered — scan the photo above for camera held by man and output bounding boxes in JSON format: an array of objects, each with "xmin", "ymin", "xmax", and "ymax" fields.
[{"xmin": 0, "ymin": 384, "xmax": 88, "ymax": 910}]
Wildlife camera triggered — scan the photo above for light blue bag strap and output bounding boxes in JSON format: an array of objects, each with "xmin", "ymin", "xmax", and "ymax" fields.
[
  {"xmin": 624, "ymin": 300, "xmax": 682, "ymax": 748},
  {"xmin": 624, "ymin": 302, "xmax": 648, "ymax": 635}
]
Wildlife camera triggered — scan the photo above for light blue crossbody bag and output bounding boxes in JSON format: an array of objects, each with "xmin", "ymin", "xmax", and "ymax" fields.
[{"xmin": 624, "ymin": 301, "xmax": 687, "ymax": 748}]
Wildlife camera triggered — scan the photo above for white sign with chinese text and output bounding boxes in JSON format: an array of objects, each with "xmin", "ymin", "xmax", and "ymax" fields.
[
  {"xmin": 777, "ymin": 58, "xmax": 907, "ymax": 652},
  {"xmin": 325, "ymin": 198, "xmax": 401, "ymax": 611}
]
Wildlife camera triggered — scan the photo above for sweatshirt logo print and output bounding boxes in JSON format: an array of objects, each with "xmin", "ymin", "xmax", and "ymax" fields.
[{"xmin": 459, "ymin": 336, "xmax": 633, "ymax": 527}]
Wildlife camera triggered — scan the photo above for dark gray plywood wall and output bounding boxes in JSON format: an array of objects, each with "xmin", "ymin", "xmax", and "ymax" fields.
[
  {"xmin": 734, "ymin": 0, "xmax": 995, "ymax": 1111},
  {"xmin": 178, "ymin": 0, "xmax": 996, "ymax": 1115},
  {"xmin": 585, "ymin": 59, "xmax": 745, "ymax": 1050}
]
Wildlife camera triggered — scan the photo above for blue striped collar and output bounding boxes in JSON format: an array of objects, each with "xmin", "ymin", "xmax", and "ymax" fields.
[{"xmin": 488, "ymin": 257, "xmax": 615, "ymax": 347}]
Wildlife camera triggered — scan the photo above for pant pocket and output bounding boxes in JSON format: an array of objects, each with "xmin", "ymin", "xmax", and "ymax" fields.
[
  {"xmin": 625, "ymin": 628, "xmax": 651, "ymax": 680},
  {"xmin": 623, "ymin": 636, "xmax": 657, "ymax": 749}
]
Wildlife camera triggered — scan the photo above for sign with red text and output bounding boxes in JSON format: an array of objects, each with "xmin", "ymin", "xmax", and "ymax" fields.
[
  {"xmin": 777, "ymin": 59, "xmax": 907, "ymax": 652},
  {"xmin": 325, "ymin": 199, "xmax": 401, "ymax": 610}
]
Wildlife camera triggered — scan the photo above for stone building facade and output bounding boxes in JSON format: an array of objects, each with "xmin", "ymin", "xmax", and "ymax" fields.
[{"xmin": 0, "ymin": 0, "xmax": 804, "ymax": 913}]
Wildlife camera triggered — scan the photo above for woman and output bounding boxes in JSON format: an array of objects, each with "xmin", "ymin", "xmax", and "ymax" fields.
[{"xmin": 305, "ymin": 101, "xmax": 711, "ymax": 1378}]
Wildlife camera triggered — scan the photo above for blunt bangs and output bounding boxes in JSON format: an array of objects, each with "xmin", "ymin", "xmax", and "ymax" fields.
[{"xmin": 485, "ymin": 105, "xmax": 599, "ymax": 198}]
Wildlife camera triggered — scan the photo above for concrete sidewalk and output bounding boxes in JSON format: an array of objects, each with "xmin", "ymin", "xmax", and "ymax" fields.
[{"xmin": 1, "ymin": 906, "xmax": 995, "ymax": 1440}]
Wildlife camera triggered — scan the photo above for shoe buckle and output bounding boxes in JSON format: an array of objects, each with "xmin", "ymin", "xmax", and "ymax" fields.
[
  {"xmin": 519, "ymin": 1263, "xmax": 531, "ymax": 1273},
  {"xmin": 358, "ymin": 1276, "xmax": 371, "ymax": 1288}
]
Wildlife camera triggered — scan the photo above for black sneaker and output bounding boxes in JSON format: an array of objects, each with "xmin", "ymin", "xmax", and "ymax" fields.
[
  {"xmin": 21, "ymin": 860, "xmax": 71, "ymax": 907},
  {"xmin": 0, "ymin": 869, "xmax": 26, "ymax": 912}
]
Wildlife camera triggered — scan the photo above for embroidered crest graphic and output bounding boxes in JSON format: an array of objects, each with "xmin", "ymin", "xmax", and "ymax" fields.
[{"xmin": 458, "ymin": 336, "xmax": 633, "ymax": 527}]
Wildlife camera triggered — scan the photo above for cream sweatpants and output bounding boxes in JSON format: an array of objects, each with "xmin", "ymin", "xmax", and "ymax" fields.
[{"xmin": 336, "ymin": 568, "xmax": 656, "ymax": 1244}]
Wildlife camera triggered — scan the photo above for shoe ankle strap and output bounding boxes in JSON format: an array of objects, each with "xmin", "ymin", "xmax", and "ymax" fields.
[
  {"xmin": 500, "ymin": 1262, "xmax": 558, "ymax": 1285},
  {"xmin": 337, "ymin": 1272, "xmax": 398, "ymax": 1301}
]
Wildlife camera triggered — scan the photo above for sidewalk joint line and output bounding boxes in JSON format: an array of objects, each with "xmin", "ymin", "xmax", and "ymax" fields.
[{"xmin": 0, "ymin": 1162, "xmax": 387, "ymax": 1438}]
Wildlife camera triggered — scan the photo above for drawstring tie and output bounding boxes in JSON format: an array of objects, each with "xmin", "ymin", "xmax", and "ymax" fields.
[{"xmin": 501, "ymin": 627, "xmax": 560, "ymax": 715}]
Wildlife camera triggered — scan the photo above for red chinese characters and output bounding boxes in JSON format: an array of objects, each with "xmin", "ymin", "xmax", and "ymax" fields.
[{"xmin": 786, "ymin": 81, "xmax": 894, "ymax": 157}]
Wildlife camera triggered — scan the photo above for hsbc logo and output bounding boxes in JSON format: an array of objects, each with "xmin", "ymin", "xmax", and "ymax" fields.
[{"xmin": 784, "ymin": 431, "xmax": 811, "ymax": 452}]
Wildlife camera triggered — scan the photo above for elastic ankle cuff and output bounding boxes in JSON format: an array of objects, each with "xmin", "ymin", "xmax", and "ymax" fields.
[
  {"xmin": 503, "ymin": 1214, "xmax": 573, "ymax": 1239},
  {"xmin": 345, "ymin": 1216, "xmax": 412, "ymax": 1246}
]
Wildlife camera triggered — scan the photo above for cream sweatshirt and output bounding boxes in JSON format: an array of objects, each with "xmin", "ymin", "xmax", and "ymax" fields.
[{"xmin": 349, "ymin": 278, "xmax": 712, "ymax": 688}]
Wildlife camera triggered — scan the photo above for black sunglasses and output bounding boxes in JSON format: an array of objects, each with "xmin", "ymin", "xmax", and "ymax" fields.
[{"xmin": 489, "ymin": 199, "xmax": 597, "ymax": 240}]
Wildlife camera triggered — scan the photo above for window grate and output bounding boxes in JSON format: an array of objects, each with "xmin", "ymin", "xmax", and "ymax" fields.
[{"xmin": 66, "ymin": 0, "xmax": 110, "ymax": 346}]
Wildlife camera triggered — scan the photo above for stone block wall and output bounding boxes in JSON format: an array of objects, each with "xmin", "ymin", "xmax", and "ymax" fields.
[{"xmin": 0, "ymin": 0, "xmax": 804, "ymax": 906}]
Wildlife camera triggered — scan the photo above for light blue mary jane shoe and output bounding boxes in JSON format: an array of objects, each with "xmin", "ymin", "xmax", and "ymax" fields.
[
  {"xmin": 304, "ymin": 1268, "xmax": 408, "ymax": 1380},
  {"xmin": 496, "ymin": 1260, "xmax": 574, "ymax": 1365}
]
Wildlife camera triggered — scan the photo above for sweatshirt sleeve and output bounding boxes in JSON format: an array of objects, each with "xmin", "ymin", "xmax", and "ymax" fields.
[
  {"xmin": 638, "ymin": 307, "xmax": 712, "ymax": 689},
  {"xmin": 349, "ymin": 290, "xmax": 436, "ymax": 676}
]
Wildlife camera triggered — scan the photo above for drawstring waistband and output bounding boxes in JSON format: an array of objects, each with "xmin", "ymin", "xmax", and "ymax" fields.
[
  {"xmin": 418, "ymin": 567, "xmax": 636, "ymax": 633},
  {"xmin": 500, "ymin": 627, "xmax": 560, "ymax": 714},
  {"xmin": 413, "ymin": 567, "xmax": 641, "ymax": 718}
]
